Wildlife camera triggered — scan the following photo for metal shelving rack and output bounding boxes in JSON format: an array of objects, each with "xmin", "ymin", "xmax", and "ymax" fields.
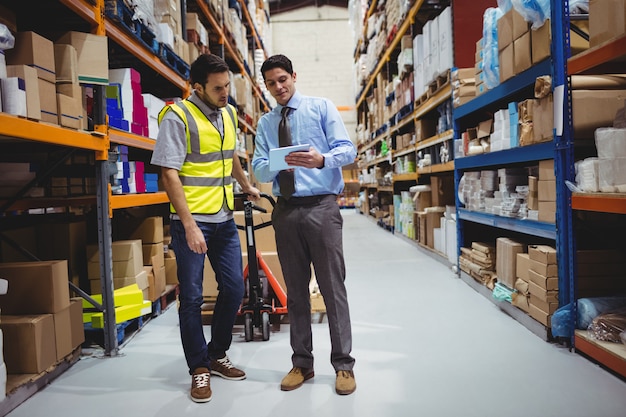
[
  {"xmin": 562, "ymin": 0, "xmax": 626, "ymax": 379},
  {"xmin": 452, "ymin": 1, "xmax": 573, "ymax": 336},
  {"xmin": 1, "ymin": 0, "xmax": 270, "ymax": 358}
]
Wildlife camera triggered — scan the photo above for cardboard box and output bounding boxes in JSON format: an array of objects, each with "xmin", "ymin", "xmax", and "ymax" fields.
[
  {"xmin": 430, "ymin": 176, "xmax": 455, "ymax": 207},
  {"xmin": 529, "ymin": 245, "xmax": 557, "ymax": 264},
  {"xmin": 528, "ymin": 280, "xmax": 558, "ymax": 302},
  {"xmin": 57, "ymin": 93, "xmax": 81, "ymax": 129},
  {"xmin": 477, "ymin": 119, "xmax": 493, "ymax": 139},
  {"xmin": 538, "ymin": 159, "xmax": 555, "ymax": 180},
  {"xmin": 415, "ymin": 118, "xmax": 437, "ymax": 142},
  {"xmin": 6, "ymin": 31, "xmax": 56, "ymax": 82},
  {"xmin": 164, "ymin": 256, "xmax": 178, "ymax": 285},
  {"xmin": 116, "ymin": 216, "xmax": 164, "ymax": 244},
  {"xmin": 516, "ymin": 253, "xmax": 530, "ymax": 281},
  {"xmin": 572, "ymin": 89, "xmax": 626, "ymax": 138},
  {"xmin": 499, "ymin": 43, "xmax": 515, "ymax": 83},
  {"xmin": 538, "ymin": 201, "xmax": 556, "ymax": 223},
  {"xmin": 533, "ymin": 94, "xmax": 553, "ymax": 143},
  {"xmin": 538, "ymin": 180, "xmax": 556, "ymax": 201},
  {"xmin": 69, "ymin": 297, "xmax": 85, "ymax": 348},
  {"xmin": 413, "ymin": 191, "xmax": 432, "ymax": 211},
  {"xmin": 530, "ymin": 294, "xmax": 559, "ymax": 314},
  {"xmin": 426, "ymin": 209, "xmax": 445, "ymax": 249},
  {"xmin": 496, "ymin": 238, "xmax": 525, "ymax": 289},
  {"xmin": 528, "ymin": 269, "xmax": 558, "ymax": 291},
  {"xmin": 152, "ymin": 254, "xmax": 166, "ymax": 299},
  {"xmin": 53, "ymin": 305, "xmax": 73, "ymax": 360},
  {"xmin": 143, "ymin": 242, "xmax": 165, "ymax": 267},
  {"xmin": 512, "ymin": 7, "xmax": 529, "ymax": 40},
  {"xmin": 0, "ymin": 260, "xmax": 71, "ymax": 314},
  {"xmin": 0, "ymin": 314, "xmax": 57, "ymax": 374},
  {"xmin": 513, "ymin": 31, "xmax": 531, "ymax": 74},
  {"xmin": 528, "ymin": 302, "xmax": 552, "ymax": 326},
  {"xmin": 497, "ymin": 10, "xmax": 514, "ymax": 50},
  {"xmin": 418, "ymin": 212, "xmax": 427, "ymax": 245},
  {"xmin": 589, "ymin": 0, "xmax": 626, "ymax": 47},
  {"xmin": 37, "ymin": 78, "xmax": 58, "ymax": 124},
  {"xmin": 529, "ymin": 258, "xmax": 558, "ymax": 277},
  {"xmin": 6, "ymin": 64, "xmax": 41, "ymax": 120},
  {"xmin": 54, "ymin": 43, "xmax": 78, "ymax": 83},
  {"xmin": 55, "ymin": 31, "xmax": 109, "ymax": 85},
  {"xmin": 532, "ymin": 19, "xmax": 551, "ymax": 63}
]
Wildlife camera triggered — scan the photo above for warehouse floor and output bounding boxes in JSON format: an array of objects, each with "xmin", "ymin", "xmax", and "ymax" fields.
[{"xmin": 6, "ymin": 210, "xmax": 626, "ymax": 417}]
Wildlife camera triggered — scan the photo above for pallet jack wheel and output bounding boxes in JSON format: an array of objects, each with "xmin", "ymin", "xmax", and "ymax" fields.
[
  {"xmin": 244, "ymin": 312, "xmax": 254, "ymax": 342},
  {"xmin": 261, "ymin": 311, "xmax": 270, "ymax": 341}
]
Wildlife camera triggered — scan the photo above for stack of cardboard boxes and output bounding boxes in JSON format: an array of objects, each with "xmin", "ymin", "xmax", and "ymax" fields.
[
  {"xmin": 0, "ymin": 260, "xmax": 84, "ymax": 375},
  {"xmin": 511, "ymin": 244, "xmax": 558, "ymax": 327},
  {"xmin": 2, "ymin": 30, "xmax": 108, "ymax": 130},
  {"xmin": 537, "ymin": 159, "xmax": 556, "ymax": 223},
  {"xmin": 527, "ymin": 245, "xmax": 558, "ymax": 327},
  {"xmin": 115, "ymin": 216, "xmax": 167, "ymax": 303}
]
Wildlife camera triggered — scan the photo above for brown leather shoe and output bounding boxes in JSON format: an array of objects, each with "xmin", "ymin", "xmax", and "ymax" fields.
[
  {"xmin": 190, "ymin": 367, "xmax": 212, "ymax": 403},
  {"xmin": 210, "ymin": 355, "xmax": 246, "ymax": 380},
  {"xmin": 280, "ymin": 367, "xmax": 314, "ymax": 391},
  {"xmin": 335, "ymin": 370, "xmax": 356, "ymax": 395}
]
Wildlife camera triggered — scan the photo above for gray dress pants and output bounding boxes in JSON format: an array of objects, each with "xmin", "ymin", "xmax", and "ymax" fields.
[{"xmin": 271, "ymin": 194, "xmax": 355, "ymax": 371}]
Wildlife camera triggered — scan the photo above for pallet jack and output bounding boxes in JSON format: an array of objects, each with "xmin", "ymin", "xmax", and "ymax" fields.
[{"xmin": 235, "ymin": 193, "xmax": 288, "ymax": 341}]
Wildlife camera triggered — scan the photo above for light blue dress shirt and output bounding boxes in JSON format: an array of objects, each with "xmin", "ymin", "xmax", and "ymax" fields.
[{"xmin": 252, "ymin": 91, "xmax": 356, "ymax": 197}]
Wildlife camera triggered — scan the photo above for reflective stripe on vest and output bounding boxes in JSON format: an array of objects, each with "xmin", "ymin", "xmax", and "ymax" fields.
[{"xmin": 158, "ymin": 100, "xmax": 238, "ymax": 214}]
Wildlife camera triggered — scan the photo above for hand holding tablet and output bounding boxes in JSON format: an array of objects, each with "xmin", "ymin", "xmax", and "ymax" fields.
[{"xmin": 269, "ymin": 144, "xmax": 310, "ymax": 171}]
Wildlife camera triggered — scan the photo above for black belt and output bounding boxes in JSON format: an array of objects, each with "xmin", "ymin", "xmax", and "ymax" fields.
[{"xmin": 279, "ymin": 194, "xmax": 336, "ymax": 206}]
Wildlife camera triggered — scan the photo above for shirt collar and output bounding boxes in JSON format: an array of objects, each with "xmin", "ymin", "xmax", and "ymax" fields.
[
  {"xmin": 188, "ymin": 91, "xmax": 222, "ymax": 117},
  {"xmin": 280, "ymin": 90, "xmax": 302, "ymax": 112}
]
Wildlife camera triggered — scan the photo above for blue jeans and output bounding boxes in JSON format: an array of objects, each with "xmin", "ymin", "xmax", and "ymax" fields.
[{"xmin": 170, "ymin": 218, "xmax": 244, "ymax": 374}]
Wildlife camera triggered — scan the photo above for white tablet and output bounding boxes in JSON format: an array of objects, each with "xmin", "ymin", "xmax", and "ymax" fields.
[{"xmin": 269, "ymin": 144, "xmax": 310, "ymax": 171}]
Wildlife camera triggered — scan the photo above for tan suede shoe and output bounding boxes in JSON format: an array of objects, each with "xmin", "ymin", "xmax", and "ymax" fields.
[
  {"xmin": 335, "ymin": 370, "xmax": 356, "ymax": 395},
  {"xmin": 280, "ymin": 367, "xmax": 314, "ymax": 391}
]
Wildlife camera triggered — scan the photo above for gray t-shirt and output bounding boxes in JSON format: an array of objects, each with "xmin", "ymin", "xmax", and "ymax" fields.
[{"xmin": 151, "ymin": 92, "xmax": 231, "ymax": 223}]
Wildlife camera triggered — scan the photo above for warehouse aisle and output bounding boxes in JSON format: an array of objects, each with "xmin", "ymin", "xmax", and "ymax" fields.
[{"xmin": 6, "ymin": 210, "xmax": 626, "ymax": 417}]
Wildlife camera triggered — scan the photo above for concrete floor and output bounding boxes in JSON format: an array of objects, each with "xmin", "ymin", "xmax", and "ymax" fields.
[{"xmin": 6, "ymin": 210, "xmax": 626, "ymax": 417}]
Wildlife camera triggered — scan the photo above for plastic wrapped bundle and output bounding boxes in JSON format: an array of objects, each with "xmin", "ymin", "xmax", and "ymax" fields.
[
  {"xmin": 0, "ymin": 24, "xmax": 14, "ymax": 50},
  {"xmin": 588, "ymin": 307, "xmax": 626, "ymax": 343},
  {"xmin": 575, "ymin": 158, "xmax": 599, "ymax": 192},
  {"xmin": 598, "ymin": 157, "xmax": 626, "ymax": 192},
  {"xmin": 595, "ymin": 128, "xmax": 626, "ymax": 159},
  {"xmin": 511, "ymin": 0, "xmax": 551, "ymax": 30},
  {"xmin": 482, "ymin": 8, "xmax": 503, "ymax": 89},
  {"xmin": 578, "ymin": 296, "xmax": 626, "ymax": 329}
]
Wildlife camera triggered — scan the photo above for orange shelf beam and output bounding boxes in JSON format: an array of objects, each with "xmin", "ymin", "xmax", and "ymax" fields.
[
  {"xmin": 567, "ymin": 33, "xmax": 626, "ymax": 75},
  {"xmin": 109, "ymin": 129, "xmax": 156, "ymax": 151},
  {"xmin": 0, "ymin": 114, "xmax": 105, "ymax": 152},
  {"xmin": 575, "ymin": 332, "xmax": 626, "ymax": 379},
  {"xmin": 110, "ymin": 192, "xmax": 169, "ymax": 210},
  {"xmin": 571, "ymin": 193, "xmax": 626, "ymax": 214}
]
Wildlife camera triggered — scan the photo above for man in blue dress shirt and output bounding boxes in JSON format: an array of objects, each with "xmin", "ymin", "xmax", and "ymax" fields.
[{"xmin": 252, "ymin": 54, "xmax": 357, "ymax": 395}]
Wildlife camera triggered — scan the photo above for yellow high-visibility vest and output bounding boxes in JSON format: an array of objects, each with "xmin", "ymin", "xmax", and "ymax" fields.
[{"xmin": 158, "ymin": 101, "xmax": 238, "ymax": 214}]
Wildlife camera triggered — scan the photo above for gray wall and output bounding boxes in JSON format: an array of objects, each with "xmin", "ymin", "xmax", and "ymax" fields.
[{"xmin": 268, "ymin": 6, "xmax": 357, "ymax": 142}]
